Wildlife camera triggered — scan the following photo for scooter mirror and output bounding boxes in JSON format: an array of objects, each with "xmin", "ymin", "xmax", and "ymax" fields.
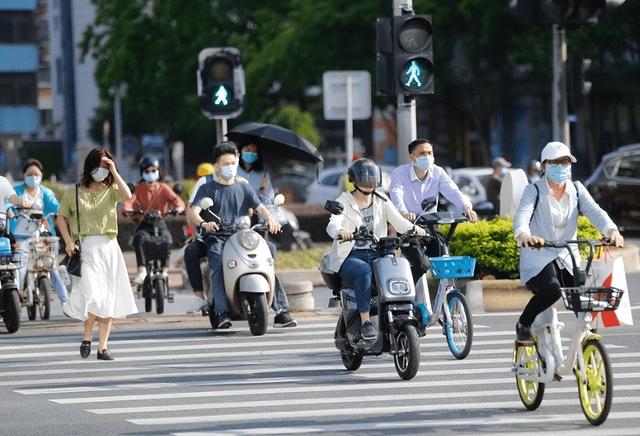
[
  {"xmin": 200, "ymin": 197, "xmax": 214, "ymax": 210},
  {"xmin": 421, "ymin": 197, "xmax": 437, "ymax": 212},
  {"xmin": 273, "ymin": 193, "xmax": 285, "ymax": 207},
  {"xmin": 324, "ymin": 200, "xmax": 344, "ymax": 215}
]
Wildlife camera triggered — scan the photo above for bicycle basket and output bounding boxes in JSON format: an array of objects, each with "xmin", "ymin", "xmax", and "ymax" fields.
[
  {"xmin": 28, "ymin": 237, "xmax": 59, "ymax": 271},
  {"xmin": 429, "ymin": 256, "xmax": 476, "ymax": 279},
  {"xmin": 142, "ymin": 238, "xmax": 171, "ymax": 261},
  {"xmin": 0, "ymin": 254, "xmax": 21, "ymax": 270},
  {"xmin": 560, "ymin": 287, "xmax": 624, "ymax": 312}
]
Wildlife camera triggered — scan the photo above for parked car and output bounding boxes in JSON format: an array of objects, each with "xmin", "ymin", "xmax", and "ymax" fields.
[
  {"xmin": 585, "ymin": 144, "xmax": 640, "ymax": 232},
  {"xmin": 440, "ymin": 167, "xmax": 495, "ymax": 216},
  {"xmin": 304, "ymin": 165, "xmax": 394, "ymax": 204}
]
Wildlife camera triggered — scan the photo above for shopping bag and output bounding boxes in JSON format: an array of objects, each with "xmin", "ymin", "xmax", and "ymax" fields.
[{"xmin": 588, "ymin": 255, "xmax": 633, "ymax": 327}]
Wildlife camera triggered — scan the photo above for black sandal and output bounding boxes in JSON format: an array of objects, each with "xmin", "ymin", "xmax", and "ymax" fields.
[{"xmin": 80, "ymin": 340, "xmax": 91, "ymax": 358}]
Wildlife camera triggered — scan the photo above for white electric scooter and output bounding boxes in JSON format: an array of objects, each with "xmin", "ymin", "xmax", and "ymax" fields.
[{"xmin": 199, "ymin": 195, "xmax": 285, "ymax": 335}]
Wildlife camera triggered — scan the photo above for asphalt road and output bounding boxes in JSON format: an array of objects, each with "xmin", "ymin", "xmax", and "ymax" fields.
[{"xmin": 0, "ymin": 273, "xmax": 638, "ymax": 435}]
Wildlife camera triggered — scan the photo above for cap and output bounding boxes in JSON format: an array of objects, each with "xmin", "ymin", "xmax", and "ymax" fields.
[
  {"xmin": 540, "ymin": 142, "xmax": 577, "ymax": 163},
  {"xmin": 491, "ymin": 156, "xmax": 512, "ymax": 168}
]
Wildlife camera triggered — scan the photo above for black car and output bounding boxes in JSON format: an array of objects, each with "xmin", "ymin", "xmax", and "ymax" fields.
[{"xmin": 585, "ymin": 144, "xmax": 640, "ymax": 231}]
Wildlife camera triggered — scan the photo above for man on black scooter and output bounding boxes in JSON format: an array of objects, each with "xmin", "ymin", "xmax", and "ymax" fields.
[
  {"xmin": 123, "ymin": 156, "xmax": 185, "ymax": 284},
  {"xmin": 188, "ymin": 142, "xmax": 292, "ymax": 329}
]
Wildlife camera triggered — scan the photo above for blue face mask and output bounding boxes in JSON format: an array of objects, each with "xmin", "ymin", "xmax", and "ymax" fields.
[
  {"xmin": 242, "ymin": 151, "xmax": 258, "ymax": 165},
  {"xmin": 414, "ymin": 156, "xmax": 434, "ymax": 172},
  {"xmin": 142, "ymin": 171, "xmax": 159, "ymax": 183},
  {"xmin": 25, "ymin": 175, "xmax": 42, "ymax": 187},
  {"xmin": 546, "ymin": 164, "xmax": 572, "ymax": 183}
]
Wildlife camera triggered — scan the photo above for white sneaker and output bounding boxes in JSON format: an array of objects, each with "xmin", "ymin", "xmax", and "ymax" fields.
[
  {"xmin": 133, "ymin": 272, "xmax": 146, "ymax": 285},
  {"xmin": 186, "ymin": 296, "xmax": 207, "ymax": 314}
]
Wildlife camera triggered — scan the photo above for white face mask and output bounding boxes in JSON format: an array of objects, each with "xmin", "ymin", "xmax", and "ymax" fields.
[
  {"xmin": 219, "ymin": 164, "xmax": 238, "ymax": 180},
  {"xmin": 91, "ymin": 167, "xmax": 109, "ymax": 182}
]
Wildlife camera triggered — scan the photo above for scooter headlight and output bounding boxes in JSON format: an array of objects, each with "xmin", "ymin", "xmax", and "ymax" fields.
[
  {"xmin": 238, "ymin": 230, "xmax": 260, "ymax": 251},
  {"xmin": 389, "ymin": 280, "xmax": 410, "ymax": 295}
]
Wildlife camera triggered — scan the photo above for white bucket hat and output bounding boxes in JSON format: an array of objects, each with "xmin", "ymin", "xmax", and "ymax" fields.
[{"xmin": 540, "ymin": 141, "xmax": 577, "ymax": 163}]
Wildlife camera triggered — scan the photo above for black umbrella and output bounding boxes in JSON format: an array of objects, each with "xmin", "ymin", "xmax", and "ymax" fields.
[{"xmin": 227, "ymin": 122, "xmax": 323, "ymax": 164}]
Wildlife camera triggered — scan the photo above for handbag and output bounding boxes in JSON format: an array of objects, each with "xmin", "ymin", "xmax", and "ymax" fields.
[{"xmin": 60, "ymin": 183, "xmax": 82, "ymax": 277}]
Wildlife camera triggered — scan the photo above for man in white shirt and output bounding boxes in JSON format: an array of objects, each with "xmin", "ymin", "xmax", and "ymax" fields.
[
  {"xmin": 0, "ymin": 176, "xmax": 31, "ymax": 209},
  {"xmin": 389, "ymin": 139, "xmax": 478, "ymax": 281}
]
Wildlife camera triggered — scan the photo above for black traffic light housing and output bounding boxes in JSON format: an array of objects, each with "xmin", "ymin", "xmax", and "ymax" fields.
[
  {"xmin": 392, "ymin": 14, "xmax": 434, "ymax": 95},
  {"xmin": 197, "ymin": 47, "xmax": 245, "ymax": 119},
  {"xmin": 511, "ymin": 0, "xmax": 624, "ymax": 26},
  {"xmin": 568, "ymin": 54, "xmax": 592, "ymax": 110}
]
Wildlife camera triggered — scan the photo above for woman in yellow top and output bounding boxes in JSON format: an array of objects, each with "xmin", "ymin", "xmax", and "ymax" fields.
[{"xmin": 57, "ymin": 148, "xmax": 138, "ymax": 361}]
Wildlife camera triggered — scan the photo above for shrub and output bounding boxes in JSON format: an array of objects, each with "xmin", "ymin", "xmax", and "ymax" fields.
[
  {"xmin": 448, "ymin": 216, "xmax": 601, "ymax": 279},
  {"xmin": 42, "ymin": 180, "xmax": 67, "ymax": 200}
]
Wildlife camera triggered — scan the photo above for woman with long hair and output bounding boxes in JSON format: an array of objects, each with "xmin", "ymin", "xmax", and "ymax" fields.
[{"xmin": 57, "ymin": 148, "xmax": 138, "ymax": 361}]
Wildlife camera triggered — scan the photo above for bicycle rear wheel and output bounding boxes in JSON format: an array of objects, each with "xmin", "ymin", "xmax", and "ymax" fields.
[
  {"xmin": 444, "ymin": 292, "xmax": 473, "ymax": 359},
  {"xmin": 576, "ymin": 339, "xmax": 612, "ymax": 425},
  {"xmin": 514, "ymin": 342, "xmax": 545, "ymax": 410}
]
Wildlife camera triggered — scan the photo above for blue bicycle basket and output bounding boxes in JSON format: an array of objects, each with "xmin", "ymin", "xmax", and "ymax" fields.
[
  {"xmin": 0, "ymin": 237, "xmax": 11, "ymax": 256},
  {"xmin": 429, "ymin": 256, "xmax": 476, "ymax": 279}
]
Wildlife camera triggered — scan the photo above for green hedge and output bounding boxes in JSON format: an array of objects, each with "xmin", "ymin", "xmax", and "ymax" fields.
[{"xmin": 449, "ymin": 216, "xmax": 600, "ymax": 279}]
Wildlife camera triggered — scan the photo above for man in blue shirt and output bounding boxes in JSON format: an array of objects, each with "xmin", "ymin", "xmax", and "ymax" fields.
[
  {"xmin": 189, "ymin": 142, "xmax": 282, "ymax": 328},
  {"xmin": 389, "ymin": 138, "xmax": 478, "ymax": 282}
]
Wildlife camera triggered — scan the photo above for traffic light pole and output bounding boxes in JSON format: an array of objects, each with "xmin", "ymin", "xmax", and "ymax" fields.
[
  {"xmin": 215, "ymin": 119, "xmax": 228, "ymax": 145},
  {"xmin": 552, "ymin": 25, "xmax": 570, "ymax": 148},
  {"xmin": 393, "ymin": 0, "xmax": 417, "ymax": 164}
]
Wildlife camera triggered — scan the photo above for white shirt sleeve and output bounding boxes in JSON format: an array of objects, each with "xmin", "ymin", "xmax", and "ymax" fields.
[
  {"xmin": 0, "ymin": 177, "xmax": 16, "ymax": 206},
  {"xmin": 188, "ymin": 177, "xmax": 207, "ymax": 205}
]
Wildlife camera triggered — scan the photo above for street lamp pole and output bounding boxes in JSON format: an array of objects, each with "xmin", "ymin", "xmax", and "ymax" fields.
[
  {"xmin": 110, "ymin": 83, "xmax": 128, "ymax": 161},
  {"xmin": 552, "ymin": 25, "xmax": 570, "ymax": 147}
]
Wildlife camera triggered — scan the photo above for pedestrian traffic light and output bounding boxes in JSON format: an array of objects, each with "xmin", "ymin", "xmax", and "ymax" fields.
[
  {"xmin": 568, "ymin": 54, "xmax": 593, "ymax": 110},
  {"xmin": 392, "ymin": 15, "xmax": 434, "ymax": 95},
  {"xmin": 197, "ymin": 47, "xmax": 245, "ymax": 119},
  {"xmin": 375, "ymin": 18, "xmax": 393, "ymax": 97}
]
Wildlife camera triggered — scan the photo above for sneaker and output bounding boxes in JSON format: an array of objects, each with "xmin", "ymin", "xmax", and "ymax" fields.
[
  {"xmin": 274, "ymin": 311, "xmax": 298, "ymax": 328},
  {"xmin": 360, "ymin": 321, "xmax": 377, "ymax": 340},
  {"xmin": 217, "ymin": 312, "xmax": 232, "ymax": 329},
  {"xmin": 186, "ymin": 296, "xmax": 207, "ymax": 314},
  {"xmin": 134, "ymin": 271, "xmax": 146, "ymax": 285},
  {"xmin": 516, "ymin": 322, "xmax": 533, "ymax": 344}
]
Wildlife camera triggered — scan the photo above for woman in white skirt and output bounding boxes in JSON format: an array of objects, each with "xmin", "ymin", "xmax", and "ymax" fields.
[{"xmin": 57, "ymin": 148, "xmax": 138, "ymax": 361}]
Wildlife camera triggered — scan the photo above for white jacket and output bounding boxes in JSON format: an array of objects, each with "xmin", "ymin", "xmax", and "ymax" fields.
[{"xmin": 325, "ymin": 191, "xmax": 415, "ymax": 272}]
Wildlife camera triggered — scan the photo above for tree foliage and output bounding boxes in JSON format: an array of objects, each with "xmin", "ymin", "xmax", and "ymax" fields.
[{"xmin": 81, "ymin": 0, "xmax": 639, "ymax": 157}]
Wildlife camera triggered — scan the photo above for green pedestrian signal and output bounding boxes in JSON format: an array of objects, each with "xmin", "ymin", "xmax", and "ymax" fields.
[
  {"xmin": 392, "ymin": 15, "xmax": 434, "ymax": 95},
  {"xmin": 197, "ymin": 47, "xmax": 245, "ymax": 119}
]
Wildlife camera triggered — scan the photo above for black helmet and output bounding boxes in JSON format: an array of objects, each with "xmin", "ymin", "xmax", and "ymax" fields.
[
  {"xmin": 347, "ymin": 158, "xmax": 381, "ymax": 190},
  {"xmin": 138, "ymin": 155, "xmax": 160, "ymax": 174}
]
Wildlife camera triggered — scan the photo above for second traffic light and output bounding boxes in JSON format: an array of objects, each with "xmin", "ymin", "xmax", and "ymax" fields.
[
  {"xmin": 197, "ymin": 47, "xmax": 245, "ymax": 119},
  {"xmin": 393, "ymin": 15, "xmax": 434, "ymax": 95}
]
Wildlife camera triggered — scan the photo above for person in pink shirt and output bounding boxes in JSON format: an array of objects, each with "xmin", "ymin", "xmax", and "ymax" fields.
[{"xmin": 123, "ymin": 156, "xmax": 185, "ymax": 284}]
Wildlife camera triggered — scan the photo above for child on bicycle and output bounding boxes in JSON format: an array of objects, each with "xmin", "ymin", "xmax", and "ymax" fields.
[{"xmin": 513, "ymin": 141, "xmax": 624, "ymax": 343}]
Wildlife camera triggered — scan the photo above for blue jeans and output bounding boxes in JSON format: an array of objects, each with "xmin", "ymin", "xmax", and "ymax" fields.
[
  {"xmin": 338, "ymin": 249, "xmax": 380, "ymax": 313},
  {"xmin": 205, "ymin": 237, "xmax": 289, "ymax": 314}
]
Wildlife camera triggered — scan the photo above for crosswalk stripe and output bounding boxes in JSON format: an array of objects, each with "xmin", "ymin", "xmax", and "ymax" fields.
[
  {"xmin": 11, "ymin": 359, "xmax": 640, "ymax": 393},
  {"xmin": 126, "ymin": 397, "xmax": 640, "ymax": 425},
  {"xmin": 169, "ymin": 412, "xmax": 640, "ymax": 435},
  {"xmin": 50, "ymin": 372, "xmax": 640, "ymax": 405},
  {"xmin": 86, "ymin": 384, "xmax": 640, "ymax": 415}
]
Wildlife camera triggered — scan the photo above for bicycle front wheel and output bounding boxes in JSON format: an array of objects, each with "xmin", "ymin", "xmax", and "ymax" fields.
[
  {"xmin": 576, "ymin": 339, "xmax": 612, "ymax": 426},
  {"xmin": 444, "ymin": 292, "xmax": 473, "ymax": 359},
  {"xmin": 514, "ymin": 342, "xmax": 545, "ymax": 410}
]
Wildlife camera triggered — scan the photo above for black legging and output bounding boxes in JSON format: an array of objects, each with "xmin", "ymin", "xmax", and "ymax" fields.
[
  {"xmin": 519, "ymin": 261, "xmax": 575, "ymax": 327},
  {"xmin": 184, "ymin": 239, "xmax": 207, "ymax": 292},
  {"xmin": 132, "ymin": 220, "xmax": 173, "ymax": 267}
]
